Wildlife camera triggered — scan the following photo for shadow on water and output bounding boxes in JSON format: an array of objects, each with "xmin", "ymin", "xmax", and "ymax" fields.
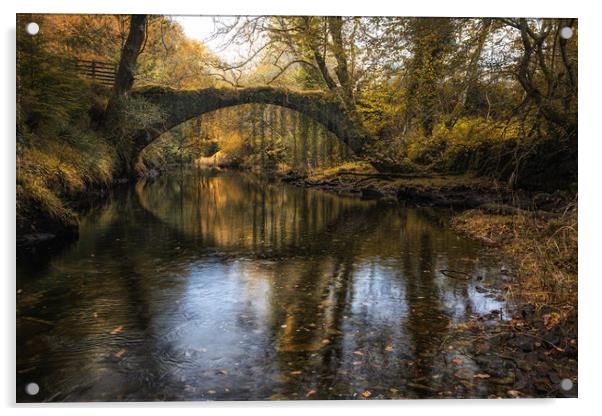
[{"xmin": 17, "ymin": 169, "xmax": 509, "ymax": 401}]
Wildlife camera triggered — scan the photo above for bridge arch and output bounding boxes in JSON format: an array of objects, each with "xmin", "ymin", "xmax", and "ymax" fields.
[{"xmin": 131, "ymin": 86, "xmax": 371, "ymax": 157}]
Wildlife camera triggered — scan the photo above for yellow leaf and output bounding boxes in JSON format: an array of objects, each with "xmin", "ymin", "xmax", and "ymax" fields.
[{"xmin": 110, "ymin": 325, "xmax": 123, "ymax": 335}]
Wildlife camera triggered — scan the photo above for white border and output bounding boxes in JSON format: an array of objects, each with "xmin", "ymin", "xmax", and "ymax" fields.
[{"xmin": 2, "ymin": 1, "xmax": 599, "ymax": 415}]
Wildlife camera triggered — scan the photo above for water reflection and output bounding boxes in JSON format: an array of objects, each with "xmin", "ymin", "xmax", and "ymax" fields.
[{"xmin": 17, "ymin": 170, "xmax": 507, "ymax": 401}]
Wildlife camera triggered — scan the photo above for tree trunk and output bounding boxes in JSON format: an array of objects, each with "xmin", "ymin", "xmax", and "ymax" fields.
[
  {"xmin": 103, "ymin": 14, "xmax": 147, "ymax": 122},
  {"xmin": 102, "ymin": 14, "xmax": 147, "ymax": 175},
  {"xmin": 113, "ymin": 14, "xmax": 147, "ymax": 96}
]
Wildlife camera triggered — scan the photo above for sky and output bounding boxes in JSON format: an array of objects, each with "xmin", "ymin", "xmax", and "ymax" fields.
[{"xmin": 170, "ymin": 15, "xmax": 246, "ymax": 64}]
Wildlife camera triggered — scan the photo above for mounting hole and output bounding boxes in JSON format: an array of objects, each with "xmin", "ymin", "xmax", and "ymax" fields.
[
  {"xmin": 25, "ymin": 382, "xmax": 39, "ymax": 396},
  {"xmin": 25, "ymin": 22, "xmax": 39, "ymax": 36},
  {"xmin": 560, "ymin": 378, "xmax": 574, "ymax": 391},
  {"xmin": 560, "ymin": 27, "xmax": 573, "ymax": 40}
]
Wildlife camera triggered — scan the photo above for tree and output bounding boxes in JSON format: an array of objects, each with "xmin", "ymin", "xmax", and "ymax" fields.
[{"xmin": 112, "ymin": 15, "xmax": 148, "ymax": 98}]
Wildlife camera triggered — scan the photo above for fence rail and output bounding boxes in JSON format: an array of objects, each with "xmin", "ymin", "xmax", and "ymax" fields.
[{"xmin": 72, "ymin": 59, "xmax": 116, "ymax": 86}]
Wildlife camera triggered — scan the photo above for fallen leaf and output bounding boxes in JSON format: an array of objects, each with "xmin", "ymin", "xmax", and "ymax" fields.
[
  {"xmin": 543, "ymin": 312, "xmax": 561, "ymax": 330},
  {"xmin": 385, "ymin": 345, "xmax": 394, "ymax": 352},
  {"xmin": 361, "ymin": 390, "xmax": 371, "ymax": 398},
  {"xmin": 110, "ymin": 325, "xmax": 123, "ymax": 335},
  {"xmin": 454, "ymin": 368, "xmax": 473, "ymax": 380},
  {"xmin": 507, "ymin": 390, "xmax": 521, "ymax": 398},
  {"xmin": 321, "ymin": 339, "xmax": 331, "ymax": 344},
  {"xmin": 114, "ymin": 349, "xmax": 126, "ymax": 358},
  {"xmin": 451, "ymin": 356, "xmax": 463, "ymax": 365},
  {"xmin": 353, "ymin": 351, "xmax": 364, "ymax": 356},
  {"xmin": 289, "ymin": 370, "xmax": 303, "ymax": 375},
  {"xmin": 474, "ymin": 373, "xmax": 491, "ymax": 379},
  {"xmin": 305, "ymin": 389, "xmax": 317, "ymax": 398}
]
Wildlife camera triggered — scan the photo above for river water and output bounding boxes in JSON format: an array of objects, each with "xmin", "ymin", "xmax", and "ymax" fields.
[{"xmin": 17, "ymin": 169, "xmax": 511, "ymax": 401}]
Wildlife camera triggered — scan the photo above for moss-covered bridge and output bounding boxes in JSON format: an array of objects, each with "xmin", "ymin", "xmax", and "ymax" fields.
[{"xmin": 132, "ymin": 86, "xmax": 371, "ymax": 157}]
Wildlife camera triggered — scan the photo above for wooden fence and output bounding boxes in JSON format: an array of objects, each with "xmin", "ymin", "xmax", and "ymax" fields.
[{"xmin": 72, "ymin": 59, "xmax": 116, "ymax": 86}]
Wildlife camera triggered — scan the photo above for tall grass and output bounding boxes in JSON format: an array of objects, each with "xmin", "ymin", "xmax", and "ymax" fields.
[
  {"xmin": 17, "ymin": 128, "xmax": 117, "ymax": 237},
  {"xmin": 451, "ymin": 202, "xmax": 578, "ymax": 313},
  {"xmin": 16, "ymin": 30, "xmax": 123, "ymax": 239}
]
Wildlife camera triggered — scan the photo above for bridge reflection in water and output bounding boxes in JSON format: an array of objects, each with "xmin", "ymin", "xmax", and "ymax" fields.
[{"xmin": 17, "ymin": 170, "xmax": 507, "ymax": 401}]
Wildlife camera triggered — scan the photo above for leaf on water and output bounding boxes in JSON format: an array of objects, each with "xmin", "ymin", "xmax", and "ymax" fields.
[
  {"xmin": 215, "ymin": 368, "xmax": 228, "ymax": 375},
  {"xmin": 361, "ymin": 390, "xmax": 371, "ymax": 398},
  {"xmin": 454, "ymin": 369, "xmax": 473, "ymax": 380},
  {"xmin": 474, "ymin": 373, "xmax": 491, "ymax": 379},
  {"xmin": 110, "ymin": 325, "xmax": 123, "ymax": 335},
  {"xmin": 305, "ymin": 389, "xmax": 317, "ymax": 398},
  {"xmin": 407, "ymin": 382, "xmax": 437, "ymax": 392},
  {"xmin": 491, "ymin": 375, "xmax": 515, "ymax": 385},
  {"xmin": 507, "ymin": 390, "xmax": 521, "ymax": 398}
]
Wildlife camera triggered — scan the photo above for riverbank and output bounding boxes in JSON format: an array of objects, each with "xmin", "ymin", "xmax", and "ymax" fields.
[
  {"xmin": 16, "ymin": 132, "xmax": 120, "ymax": 246},
  {"xmin": 281, "ymin": 162, "xmax": 557, "ymax": 209}
]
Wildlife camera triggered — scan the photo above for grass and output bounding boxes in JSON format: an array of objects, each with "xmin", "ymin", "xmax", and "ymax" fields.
[
  {"xmin": 451, "ymin": 203, "xmax": 578, "ymax": 314},
  {"xmin": 17, "ymin": 131, "xmax": 117, "ymax": 238}
]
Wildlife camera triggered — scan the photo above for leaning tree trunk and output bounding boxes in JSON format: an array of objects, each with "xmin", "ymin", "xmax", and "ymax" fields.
[
  {"xmin": 113, "ymin": 14, "xmax": 147, "ymax": 97},
  {"xmin": 103, "ymin": 14, "xmax": 147, "ymax": 176},
  {"xmin": 104, "ymin": 14, "xmax": 147, "ymax": 124}
]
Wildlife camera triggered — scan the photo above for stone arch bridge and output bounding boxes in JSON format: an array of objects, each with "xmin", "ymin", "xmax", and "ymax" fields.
[{"xmin": 131, "ymin": 86, "xmax": 372, "ymax": 158}]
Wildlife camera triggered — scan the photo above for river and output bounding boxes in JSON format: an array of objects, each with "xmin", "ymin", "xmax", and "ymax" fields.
[{"xmin": 17, "ymin": 169, "xmax": 511, "ymax": 401}]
